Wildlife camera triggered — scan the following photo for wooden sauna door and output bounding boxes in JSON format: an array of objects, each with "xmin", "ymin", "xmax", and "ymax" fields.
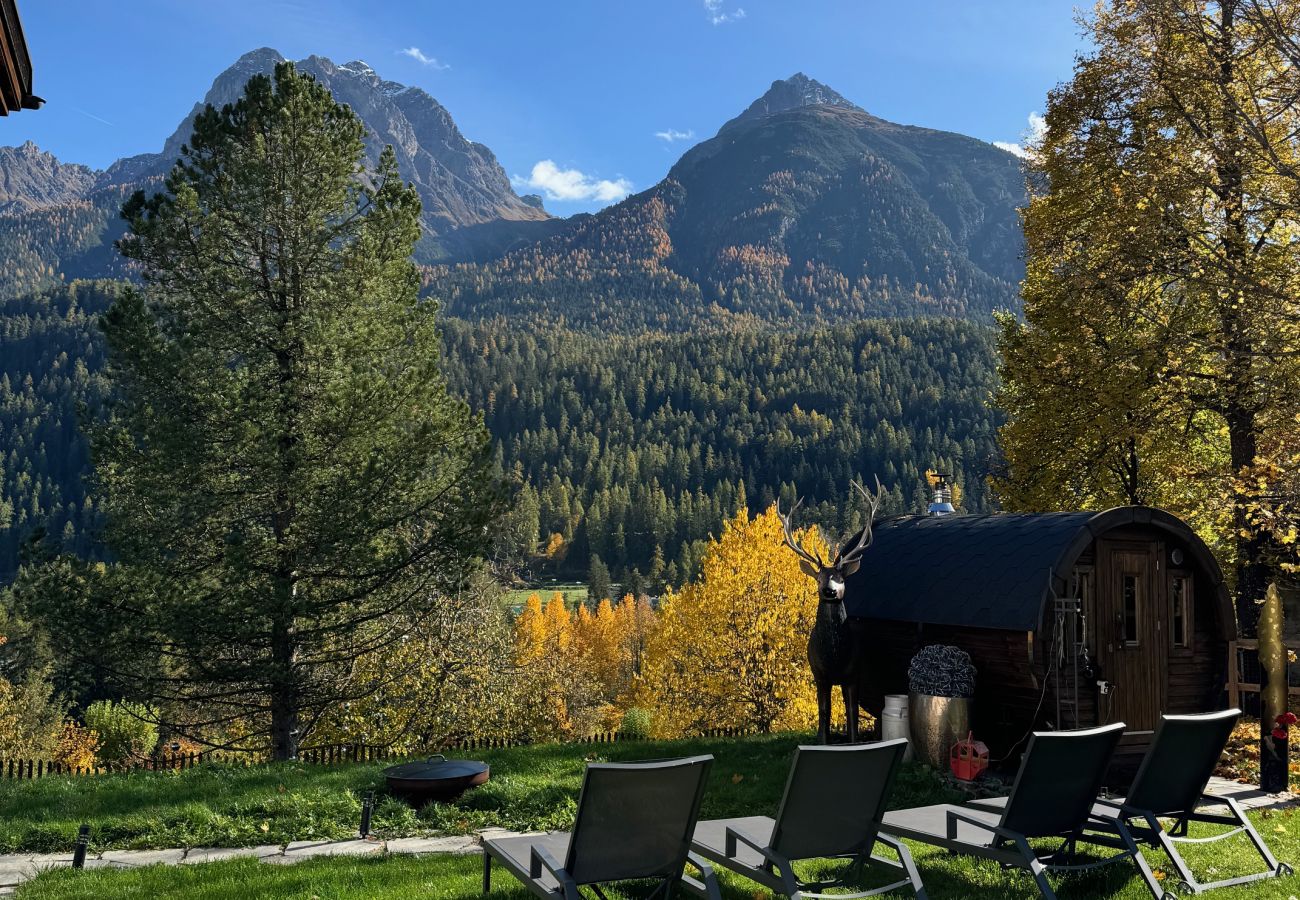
[{"xmin": 1095, "ymin": 540, "xmax": 1167, "ymax": 731}]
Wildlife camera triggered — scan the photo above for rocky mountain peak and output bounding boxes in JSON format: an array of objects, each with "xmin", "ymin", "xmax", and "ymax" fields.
[
  {"xmin": 720, "ymin": 72, "xmax": 861, "ymax": 133},
  {"xmin": 91, "ymin": 48, "xmax": 548, "ymax": 249},
  {"xmin": 0, "ymin": 143, "xmax": 98, "ymax": 215}
]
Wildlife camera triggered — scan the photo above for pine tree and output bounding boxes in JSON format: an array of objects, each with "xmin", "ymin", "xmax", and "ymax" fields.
[
  {"xmin": 587, "ymin": 554, "xmax": 612, "ymax": 602},
  {"xmin": 90, "ymin": 63, "xmax": 502, "ymax": 759}
]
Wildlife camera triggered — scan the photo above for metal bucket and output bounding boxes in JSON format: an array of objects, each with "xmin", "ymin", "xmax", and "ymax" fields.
[
  {"xmin": 908, "ymin": 693, "xmax": 970, "ymax": 770},
  {"xmin": 880, "ymin": 694, "xmax": 913, "ymax": 761}
]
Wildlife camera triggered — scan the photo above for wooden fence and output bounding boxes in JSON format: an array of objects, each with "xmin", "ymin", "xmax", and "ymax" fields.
[
  {"xmin": 1226, "ymin": 638, "xmax": 1300, "ymax": 710},
  {"xmin": 0, "ymin": 726, "xmax": 757, "ymax": 781}
]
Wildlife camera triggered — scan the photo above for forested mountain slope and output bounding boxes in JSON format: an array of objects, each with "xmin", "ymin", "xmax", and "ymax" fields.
[
  {"xmin": 443, "ymin": 317, "xmax": 1001, "ymax": 583},
  {"xmin": 0, "ymin": 281, "xmax": 118, "ymax": 576},
  {"xmin": 0, "ymin": 282, "xmax": 1002, "ymax": 584}
]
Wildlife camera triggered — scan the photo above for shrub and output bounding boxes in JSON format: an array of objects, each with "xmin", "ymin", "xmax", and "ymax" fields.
[
  {"xmin": 52, "ymin": 721, "xmax": 99, "ymax": 769},
  {"xmin": 84, "ymin": 701, "xmax": 158, "ymax": 765},
  {"xmin": 0, "ymin": 669, "xmax": 65, "ymax": 759},
  {"xmin": 908, "ymin": 645, "xmax": 977, "ymax": 698},
  {"xmin": 620, "ymin": 707, "xmax": 652, "ymax": 739}
]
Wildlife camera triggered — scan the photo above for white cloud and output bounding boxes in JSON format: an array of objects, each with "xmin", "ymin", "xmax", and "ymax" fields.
[
  {"xmin": 704, "ymin": 0, "xmax": 746, "ymax": 24},
  {"xmin": 655, "ymin": 128, "xmax": 695, "ymax": 143},
  {"xmin": 397, "ymin": 47, "xmax": 449, "ymax": 70},
  {"xmin": 512, "ymin": 160, "xmax": 633, "ymax": 204},
  {"xmin": 995, "ymin": 111, "xmax": 1047, "ymax": 158}
]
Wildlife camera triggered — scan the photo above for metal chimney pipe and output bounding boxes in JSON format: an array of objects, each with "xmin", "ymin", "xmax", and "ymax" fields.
[{"xmin": 927, "ymin": 473, "xmax": 955, "ymax": 516}]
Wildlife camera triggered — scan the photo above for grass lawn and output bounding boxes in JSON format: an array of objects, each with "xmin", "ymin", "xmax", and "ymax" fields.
[
  {"xmin": 6, "ymin": 733, "xmax": 1300, "ymax": 898},
  {"xmin": 15, "ymin": 810, "xmax": 1300, "ymax": 899},
  {"xmin": 0, "ymin": 734, "xmax": 955, "ymax": 854}
]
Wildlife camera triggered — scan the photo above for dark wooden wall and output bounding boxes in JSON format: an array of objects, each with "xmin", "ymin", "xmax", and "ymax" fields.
[
  {"xmin": 1166, "ymin": 568, "xmax": 1228, "ymax": 714},
  {"xmin": 854, "ymin": 531, "xmax": 1228, "ymax": 770},
  {"xmin": 857, "ymin": 619, "xmax": 1046, "ymax": 763}
]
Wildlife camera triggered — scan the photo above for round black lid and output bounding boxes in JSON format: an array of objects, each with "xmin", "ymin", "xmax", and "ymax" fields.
[{"xmin": 383, "ymin": 755, "xmax": 488, "ymax": 781}]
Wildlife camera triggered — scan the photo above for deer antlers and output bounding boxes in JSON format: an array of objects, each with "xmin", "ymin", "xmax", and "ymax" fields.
[
  {"xmin": 837, "ymin": 476, "xmax": 885, "ymax": 564},
  {"xmin": 778, "ymin": 496, "xmax": 825, "ymax": 570},
  {"xmin": 777, "ymin": 476, "xmax": 886, "ymax": 571}
]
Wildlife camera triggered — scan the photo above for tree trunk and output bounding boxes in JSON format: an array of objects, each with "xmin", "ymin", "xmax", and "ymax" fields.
[
  {"xmin": 1229, "ymin": 413, "xmax": 1270, "ymax": 636},
  {"xmin": 1214, "ymin": 0, "xmax": 1270, "ymax": 637},
  {"xmin": 269, "ymin": 615, "xmax": 299, "ymax": 761}
]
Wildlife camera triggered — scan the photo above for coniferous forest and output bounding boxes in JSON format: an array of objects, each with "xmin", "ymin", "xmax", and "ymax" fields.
[{"xmin": 0, "ymin": 279, "xmax": 1001, "ymax": 585}]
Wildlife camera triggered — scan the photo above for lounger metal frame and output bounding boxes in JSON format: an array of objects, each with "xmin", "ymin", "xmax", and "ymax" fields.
[
  {"xmin": 882, "ymin": 722, "xmax": 1141, "ymax": 900},
  {"xmin": 1089, "ymin": 709, "xmax": 1292, "ymax": 897},
  {"xmin": 691, "ymin": 740, "xmax": 926, "ymax": 900},
  {"xmin": 713, "ymin": 822, "xmax": 924, "ymax": 900},
  {"xmin": 482, "ymin": 755, "xmax": 721, "ymax": 900}
]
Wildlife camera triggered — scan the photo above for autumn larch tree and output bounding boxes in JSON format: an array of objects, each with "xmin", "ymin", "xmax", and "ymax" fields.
[
  {"xmin": 641, "ymin": 505, "xmax": 829, "ymax": 736},
  {"xmin": 996, "ymin": 0, "xmax": 1300, "ymax": 632}
]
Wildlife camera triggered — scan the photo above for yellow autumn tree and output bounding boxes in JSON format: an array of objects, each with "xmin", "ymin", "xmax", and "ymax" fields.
[
  {"xmin": 641, "ymin": 505, "xmax": 828, "ymax": 736},
  {"xmin": 574, "ymin": 600, "xmax": 622, "ymax": 700},
  {"xmin": 511, "ymin": 593, "xmax": 577, "ymax": 739},
  {"xmin": 617, "ymin": 594, "xmax": 656, "ymax": 690}
]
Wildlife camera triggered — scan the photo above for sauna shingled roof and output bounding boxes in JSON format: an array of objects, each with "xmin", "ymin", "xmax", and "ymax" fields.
[{"xmin": 840, "ymin": 507, "xmax": 1227, "ymax": 632}]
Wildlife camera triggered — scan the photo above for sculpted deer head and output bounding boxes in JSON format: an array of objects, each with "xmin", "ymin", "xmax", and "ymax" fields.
[{"xmin": 778, "ymin": 477, "xmax": 885, "ymax": 603}]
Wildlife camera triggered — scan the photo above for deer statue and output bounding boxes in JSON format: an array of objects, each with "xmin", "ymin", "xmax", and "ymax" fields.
[{"xmin": 778, "ymin": 477, "xmax": 885, "ymax": 744}]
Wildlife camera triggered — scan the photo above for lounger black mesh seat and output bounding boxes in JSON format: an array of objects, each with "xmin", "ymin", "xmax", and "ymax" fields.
[
  {"xmin": 690, "ymin": 740, "xmax": 925, "ymax": 899},
  {"xmin": 881, "ymin": 722, "xmax": 1143, "ymax": 900},
  {"xmin": 972, "ymin": 709, "xmax": 1290, "ymax": 897},
  {"xmin": 482, "ymin": 755, "xmax": 720, "ymax": 900}
]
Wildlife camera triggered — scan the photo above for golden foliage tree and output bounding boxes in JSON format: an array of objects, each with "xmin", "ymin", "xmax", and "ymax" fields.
[
  {"xmin": 996, "ymin": 0, "xmax": 1300, "ymax": 630},
  {"xmin": 509, "ymin": 590, "xmax": 660, "ymax": 739},
  {"xmin": 641, "ymin": 505, "xmax": 828, "ymax": 736},
  {"xmin": 512, "ymin": 593, "xmax": 577, "ymax": 739},
  {"xmin": 52, "ymin": 722, "xmax": 100, "ymax": 770}
]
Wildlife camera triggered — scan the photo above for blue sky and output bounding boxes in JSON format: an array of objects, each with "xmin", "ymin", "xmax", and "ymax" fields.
[{"xmin": 13, "ymin": 0, "xmax": 1083, "ymax": 214}]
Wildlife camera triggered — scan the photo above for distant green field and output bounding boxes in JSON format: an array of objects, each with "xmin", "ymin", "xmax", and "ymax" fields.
[{"xmin": 503, "ymin": 582, "xmax": 590, "ymax": 610}]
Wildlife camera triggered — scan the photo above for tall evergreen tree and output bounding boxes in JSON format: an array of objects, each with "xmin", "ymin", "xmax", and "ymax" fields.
[
  {"xmin": 587, "ymin": 554, "xmax": 612, "ymax": 603},
  {"xmin": 95, "ymin": 63, "xmax": 502, "ymax": 759}
]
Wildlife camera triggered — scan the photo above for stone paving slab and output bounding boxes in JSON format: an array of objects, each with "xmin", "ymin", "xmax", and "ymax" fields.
[
  {"xmin": 1205, "ymin": 775, "xmax": 1298, "ymax": 811},
  {"xmin": 0, "ymin": 855, "xmax": 74, "ymax": 888},
  {"xmin": 98, "ymin": 848, "xmax": 188, "ymax": 867},
  {"xmin": 24, "ymin": 854, "xmax": 74, "ymax": 868},
  {"xmin": 282, "ymin": 838, "xmax": 384, "ymax": 859},
  {"xmin": 181, "ymin": 845, "xmax": 283, "ymax": 864},
  {"xmin": 475, "ymin": 827, "xmax": 514, "ymax": 838},
  {"xmin": 0, "ymin": 857, "xmax": 29, "ymax": 887},
  {"xmin": 386, "ymin": 835, "xmax": 479, "ymax": 855}
]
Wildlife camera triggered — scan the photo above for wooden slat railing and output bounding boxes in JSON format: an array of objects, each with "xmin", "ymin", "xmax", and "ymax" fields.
[
  {"xmin": 0, "ymin": 727, "xmax": 758, "ymax": 780},
  {"xmin": 1226, "ymin": 638, "xmax": 1300, "ymax": 710}
]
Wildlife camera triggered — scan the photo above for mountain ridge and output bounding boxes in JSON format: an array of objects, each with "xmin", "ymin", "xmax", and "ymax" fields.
[
  {"xmin": 0, "ymin": 48, "xmax": 553, "ymax": 299},
  {"xmin": 0, "ymin": 142, "xmax": 99, "ymax": 215},
  {"xmin": 719, "ymin": 72, "xmax": 862, "ymax": 133},
  {"xmin": 0, "ymin": 64, "xmax": 1025, "ymax": 326},
  {"xmin": 430, "ymin": 74, "xmax": 1026, "ymax": 329}
]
